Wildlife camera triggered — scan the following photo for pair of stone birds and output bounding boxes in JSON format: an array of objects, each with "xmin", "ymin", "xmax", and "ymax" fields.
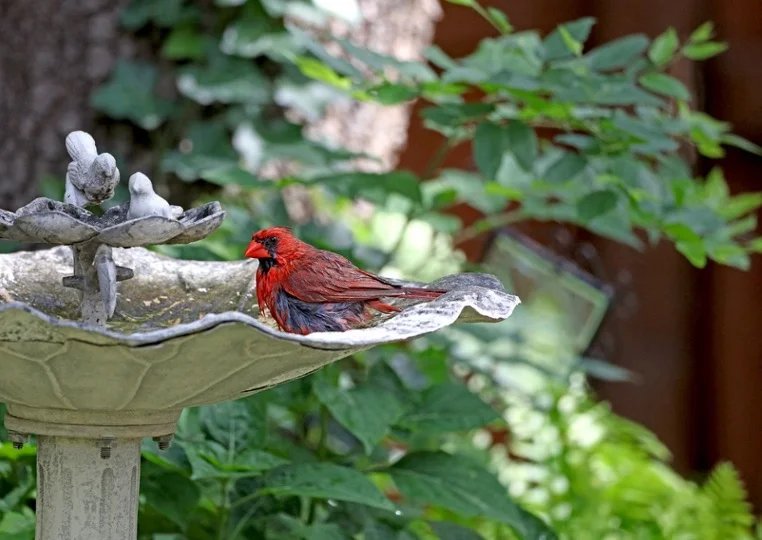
[
  {"xmin": 64, "ymin": 131, "xmax": 183, "ymax": 320},
  {"xmin": 64, "ymin": 131, "xmax": 181, "ymax": 220}
]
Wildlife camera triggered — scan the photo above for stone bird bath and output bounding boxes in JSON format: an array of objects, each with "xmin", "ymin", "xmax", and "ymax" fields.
[{"xmin": 0, "ymin": 132, "xmax": 520, "ymax": 540}]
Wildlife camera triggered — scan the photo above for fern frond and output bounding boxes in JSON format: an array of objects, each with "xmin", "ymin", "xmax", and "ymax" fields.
[{"xmin": 702, "ymin": 462, "xmax": 755, "ymax": 539}]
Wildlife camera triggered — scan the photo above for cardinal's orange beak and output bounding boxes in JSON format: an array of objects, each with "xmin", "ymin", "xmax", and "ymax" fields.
[{"xmin": 244, "ymin": 240, "xmax": 269, "ymax": 259}]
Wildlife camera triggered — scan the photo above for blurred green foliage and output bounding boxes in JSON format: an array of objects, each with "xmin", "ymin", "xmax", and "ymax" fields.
[{"xmin": 2, "ymin": 0, "xmax": 762, "ymax": 538}]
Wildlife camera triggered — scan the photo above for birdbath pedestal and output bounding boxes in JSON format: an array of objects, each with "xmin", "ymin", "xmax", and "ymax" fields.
[{"xmin": 0, "ymin": 132, "xmax": 520, "ymax": 540}]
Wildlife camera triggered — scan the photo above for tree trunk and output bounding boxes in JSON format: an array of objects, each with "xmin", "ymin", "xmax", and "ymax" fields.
[{"xmin": 0, "ymin": 0, "xmax": 129, "ymax": 210}]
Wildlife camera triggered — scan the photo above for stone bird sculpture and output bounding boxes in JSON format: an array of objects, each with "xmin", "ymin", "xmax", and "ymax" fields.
[
  {"xmin": 64, "ymin": 131, "xmax": 120, "ymax": 207},
  {"xmin": 126, "ymin": 173, "xmax": 183, "ymax": 220}
]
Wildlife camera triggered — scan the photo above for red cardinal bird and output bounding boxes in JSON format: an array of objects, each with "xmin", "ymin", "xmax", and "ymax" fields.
[{"xmin": 244, "ymin": 226, "xmax": 447, "ymax": 335}]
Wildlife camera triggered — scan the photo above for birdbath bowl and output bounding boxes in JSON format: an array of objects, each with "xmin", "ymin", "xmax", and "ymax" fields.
[{"xmin": 0, "ymin": 132, "xmax": 520, "ymax": 540}]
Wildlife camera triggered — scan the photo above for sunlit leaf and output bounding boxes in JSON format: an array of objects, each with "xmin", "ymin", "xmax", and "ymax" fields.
[
  {"xmin": 486, "ymin": 7, "xmax": 512, "ymax": 34},
  {"xmin": 719, "ymin": 193, "xmax": 762, "ymax": 220},
  {"xmin": 683, "ymin": 41, "xmax": 728, "ymax": 60},
  {"xmin": 689, "ymin": 21, "xmax": 715, "ymax": 43},
  {"xmin": 648, "ymin": 27, "xmax": 679, "ymax": 65},
  {"xmin": 544, "ymin": 18, "xmax": 596, "ymax": 61},
  {"xmin": 676, "ymin": 239, "xmax": 707, "ymax": 267}
]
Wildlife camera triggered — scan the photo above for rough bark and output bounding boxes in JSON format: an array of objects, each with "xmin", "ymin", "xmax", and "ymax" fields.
[
  {"xmin": 0, "ymin": 0, "xmax": 130, "ymax": 210},
  {"xmin": 312, "ymin": 0, "xmax": 442, "ymax": 172}
]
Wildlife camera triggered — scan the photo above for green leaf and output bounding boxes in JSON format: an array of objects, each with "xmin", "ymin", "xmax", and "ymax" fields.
[
  {"xmin": 726, "ymin": 215, "xmax": 757, "ymax": 236},
  {"xmin": 578, "ymin": 358, "xmax": 636, "ymax": 382},
  {"xmin": 577, "ymin": 190, "xmax": 619, "ymax": 221},
  {"xmin": 262, "ymin": 463, "xmax": 395, "ymax": 510},
  {"xmin": 161, "ymin": 122, "xmax": 239, "ymax": 181},
  {"xmin": 121, "ymin": 0, "xmax": 187, "ymax": 29},
  {"xmin": 183, "ymin": 441, "xmax": 288, "ymax": 480},
  {"xmin": 689, "ymin": 21, "xmax": 715, "ymax": 43},
  {"xmin": 747, "ymin": 237, "xmax": 762, "ymax": 253},
  {"xmin": 295, "ymin": 57, "xmax": 352, "ymax": 89},
  {"xmin": 586, "ymin": 34, "xmax": 649, "ymax": 71},
  {"xmin": 558, "ymin": 26, "xmax": 583, "ymax": 56},
  {"xmin": 473, "ymin": 122, "xmax": 506, "ymax": 179},
  {"xmin": 544, "ymin": 18, "xmax": 596, "ymax": 61},
  {"xmin": 397, "ymin": 382, "xmax": 500, "ymax": 433},
  {"xmin": 721, "ymin": 133, "xmax": 762, "ymax": 156},
  {"xmin": 91, "ymin": 60, "xmax": 175, "ymax": 130},
  {"xmin": 486, "ymin": 8, "xmax": 512, "ymax": 34},
  {"xmin": 424, "ymin": 170, "xmax": 508, "ymax": 213},
  {"xmin": 417, "ymin": 212, "xmax": 463, "ymax": 233},
  {"xmin": 199, "ymin": 396, "xmax": 267, "ymax": 451},
  {"xmin": 676, "ymin": 239, "xmax": 707, "ymax": 267},
  {"xmin": 505, "ymin": 120, "xmax": 537, "ymax": 172},
  {"xmin": 178, "ymin": 55, "xmax": 270, "ymax": 106},
  {"xmin": 161, "ymin": 24, "xmax": 207, "ymax": 60},
  {"xmin": 648, "ymin": 27, "xmax": 679, "ymax": 65},
  {"xmin": 708, "ymin": 244, "xmax": 751, "ymax": 270},
  {"xmin": 337, "ymin": 38, "xmax": 437, "ymax": 82},
  {"xmin": 301, "ymin": 524, "xmax": 352, "ymax": 540},
  {"xmin": 314, "ymin": 171, "xmax": 423, "ymax": 205},
  {"xmin": 702, "ymin": 462, "xmax": 755, "ymax": 536},
  {"xmin": 424, "ymin": 46, "xmax": 459, "ymax": 70},
  {"xmin": 368, "ymin": 83, "xmax": 419, "ymax": 105},
  {"xmin": 719, "ymin": 193, "xmax": 762, "ymax": 219},
  {"xmin": 429, "ymin": 521, "xmax": 486, "ymax": 539},
  {"xmin": 683, "ymin": 41, "xmax": 728, "ymax": 60},
  {"xmin": 639, "ymin": 73, "xmax": 691, "ymax": 100},
  {"xmin": 200, "ymin": 167, "xmax": 265, "ymax": 187},
  {"xmin": 446, "ymin": 0, "xmax": 476, "ymax": 5},
  {"xmin": 665, "ymin": 223, "xmax": 701, "ymax": 244},
  {"xmin": 0, "ymin": 509, "xmax": 35, "ymax": 539},
  {"xmin": 420, "ymin": 103, "xmax": 494, "ymax": 128},
  {"xmin": 313, "ymin": 378, "xmax": 404, "ymax": 454},
  {"xmin": 141, "ymin": 467, "xmax": 200, "ymax": 529},
  {"xmin": 218, "ymin": 0, "xmax": 299, "ymax": 60},
  {"xmin": 704, "ymin": 167, "xmax": 729, "ymax": 202},
  {"xmin": 389, "ymin": 452, "xmax": 556, "ymax": 539},
  {"xmin": 543, "ymin": 151, "xmax": 587, "ymax": 184}
]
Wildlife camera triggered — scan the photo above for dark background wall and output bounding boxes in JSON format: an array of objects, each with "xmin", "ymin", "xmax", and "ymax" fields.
[{"xmin": 397, "ymin": 0, "xmax": 762, "ymax": 507}]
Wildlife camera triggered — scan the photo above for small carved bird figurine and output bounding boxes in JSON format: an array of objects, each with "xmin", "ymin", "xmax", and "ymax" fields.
[
  {"xmin": 64, "ymin": 131, "xmax": 120, "ymax": 206},
  {"xmin": 126, "ymin": 173, "xmax": 178, "ymax": 220},
  {"xmin": 244, "ymin": 226, "xmax": 447, "ymax": 335}
]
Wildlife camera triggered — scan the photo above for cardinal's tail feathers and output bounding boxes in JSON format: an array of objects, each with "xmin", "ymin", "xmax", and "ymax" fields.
[{"xmin": 396, "ymin": 287, "xmax": 447, "ymax": 300}]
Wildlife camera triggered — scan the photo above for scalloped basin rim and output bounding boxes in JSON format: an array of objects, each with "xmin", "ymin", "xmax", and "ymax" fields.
[
  {"xmin": 0, "ymin": 198, "xmax": 226, "ymax": 246},
  {"xmin": 0, "ymin": 279, "xmax": 518, "ymax": 350}
]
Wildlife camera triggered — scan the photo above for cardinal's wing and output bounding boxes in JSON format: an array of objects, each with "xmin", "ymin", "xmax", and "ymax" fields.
[{"xmin": 282, "ymin": 250, "xmax": 398, "ymax": 303}]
